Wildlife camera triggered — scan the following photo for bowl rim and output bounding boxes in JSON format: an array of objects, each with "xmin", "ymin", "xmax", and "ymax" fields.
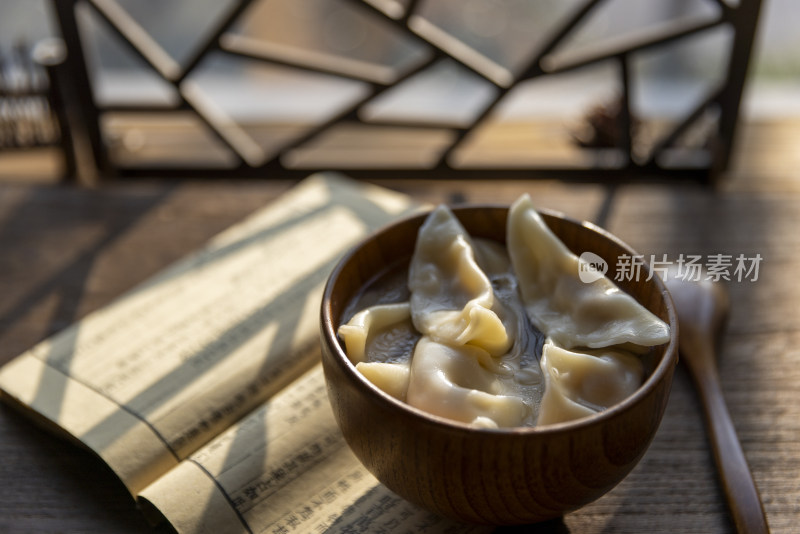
[{"xmin": 321, "ymin": 203, "xmax": 678, "ymax": 436}]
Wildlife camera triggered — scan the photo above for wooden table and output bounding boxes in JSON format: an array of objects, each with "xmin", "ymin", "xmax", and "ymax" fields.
[{"xmin": 1, "ymin": 119, "xmax": 798, "ymax": 532}]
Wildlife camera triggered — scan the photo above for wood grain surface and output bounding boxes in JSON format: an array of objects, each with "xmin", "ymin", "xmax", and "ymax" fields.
[{"xmin": 1, "ymin": 119, "xmax": 798, "ymax": 532}]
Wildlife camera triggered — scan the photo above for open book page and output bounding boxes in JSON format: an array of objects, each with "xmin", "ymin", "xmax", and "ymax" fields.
[
  {"xmin": 139, "ymin": 365, "xmax": 491, "ymax": 534},
  {"xmin": 0, "ymin": 173, "xmax": 419, "ymax": 495}
]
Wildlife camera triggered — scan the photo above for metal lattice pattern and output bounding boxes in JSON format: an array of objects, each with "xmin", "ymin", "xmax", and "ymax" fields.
[{"xmin": 50, "ymin": 0, "xmax": 762, "ymax": 183}]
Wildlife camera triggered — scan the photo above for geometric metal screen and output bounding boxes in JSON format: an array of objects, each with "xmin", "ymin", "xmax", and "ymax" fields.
[{"xmin": 49, "ymin": 0, "xmax": 762, "ymax": 183}]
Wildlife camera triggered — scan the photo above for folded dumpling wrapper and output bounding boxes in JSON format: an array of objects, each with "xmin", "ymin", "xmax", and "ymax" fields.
[
  {"xmin": 409, "ymin": 205, "xmax": 514, "ymax": 357},
  {"xmin": 338, "ymin": 302, "xmax": 412, "ymax": 363},
  {"xmin": 537, "ymin": 340, "xmax": 643, "ymax": 426},
  {"xmin": 407, "ymin": 337, "xmax": 530, "ymax": 428},
  {"xmin": 354, "ymin": 361, "xmax": 411, "ymax": 401},
  {"xmin": 507, "ymin": 194, "xmax": 670, "ymax": 350}
]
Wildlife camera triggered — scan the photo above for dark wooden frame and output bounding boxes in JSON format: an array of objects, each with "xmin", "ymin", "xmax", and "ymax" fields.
[{"xmin": 47, "ymin": 0, "xmax": 762, "ymax": 184}]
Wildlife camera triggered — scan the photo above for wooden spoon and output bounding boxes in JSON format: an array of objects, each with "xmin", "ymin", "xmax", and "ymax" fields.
[{"xmin": 664, "ymin": 270, "xmax": 769, "ymax": 534}]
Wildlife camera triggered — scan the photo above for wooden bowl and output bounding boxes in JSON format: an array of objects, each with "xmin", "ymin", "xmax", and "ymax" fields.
[{"xmin": 320, "ymin": 205, "xmax": 678, "ymax": 525}]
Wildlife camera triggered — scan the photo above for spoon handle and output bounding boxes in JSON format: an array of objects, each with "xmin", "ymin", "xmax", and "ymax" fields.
[{"xmin": 684, "ymin": 342, "xmax": 770, "ymax": 534}]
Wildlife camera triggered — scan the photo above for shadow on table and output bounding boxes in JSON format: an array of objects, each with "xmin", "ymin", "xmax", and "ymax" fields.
[
  {"xmin": 0, "ymin": 183, "xmax": 178, "ymax": 356},
  {"xmin": 495, "ymin": 518, "xmax": 569, "ymax": 533},
  {"xmin": 0, "ymin": 401, "xmax": 174, "ymax": 533}
]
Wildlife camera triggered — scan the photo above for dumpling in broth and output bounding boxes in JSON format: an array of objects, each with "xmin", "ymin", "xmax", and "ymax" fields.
[
  {"xmin": 409, "ymin": 205, "xmax": 513, "ymax": 357},
  {"xmin": 537, "ymin": 340, "xmax": 643, "ymax": 425},
  {"xmin": 337, "ymin": 302, "xmax": 413, "ymax": 363},
  {"xmin": 354, "ymin": 361, "xmax": 411, "ymax": 401},
  {"xmin": 407, "ymin": 337, "xmax": 530, "ymax": 428},
  {"xmin": 507, "ymin": 194, "xmax": 670, "ymax": 350},
  {"xmin": 338, "ymin": 303, "xmax": 416, "ymax": 401}
]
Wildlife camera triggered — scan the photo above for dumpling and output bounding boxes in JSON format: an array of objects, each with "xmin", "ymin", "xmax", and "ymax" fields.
[
  {"xmin": 406, "ymin": 337, "xmax": 530, "ymax": 428},
  {"xmin": 337, "ymin": 302, "xmax": 414, "ymax": 364},
  {"xmin": 507, "ymin": 194, "xmax": 670, "ymax": 350},
  {"xmin": 354, "ymin": 361, "xmax": 411, "ymax": 401},
  {"xmin": 409, "ymin": 205, "xmax": 513, "ymax": 356},
  {"xmin": 338, "ymin": 303, "xmax": 416, "ymax": 401},
  {"xmin": 537, "ymin": 340, "xmax": 643, "ymax": 426}
]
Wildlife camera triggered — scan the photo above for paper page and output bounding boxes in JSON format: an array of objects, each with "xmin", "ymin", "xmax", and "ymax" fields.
[
  {"xmin": 0, "ymin": 173, "xmax": 419, "ymax": 495},
  {"xmin": 139, "ymin": 366, "xmax": 491, "ymax": 534}
]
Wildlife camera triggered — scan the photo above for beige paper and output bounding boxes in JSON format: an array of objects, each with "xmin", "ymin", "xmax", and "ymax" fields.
[
  {"xmin": 140, "ymin": 366, "xmax": 490, "ymax": 534},
  {"xmin": 0, "ymin": 173, "xmax": 418, "ymax": 495}
]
